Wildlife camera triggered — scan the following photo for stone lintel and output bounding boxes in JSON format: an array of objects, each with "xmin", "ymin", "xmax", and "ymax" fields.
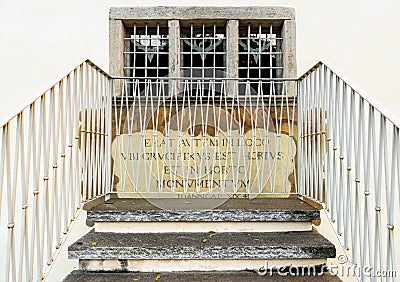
[{"xmin": 110, "ymin": 6, "xmax": 295, "ymax": 21}]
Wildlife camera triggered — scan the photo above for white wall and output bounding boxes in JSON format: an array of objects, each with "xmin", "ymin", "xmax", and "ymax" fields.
[{"xmin": 1, "ymin": 0, "xmax": 399, "ymax": 124}]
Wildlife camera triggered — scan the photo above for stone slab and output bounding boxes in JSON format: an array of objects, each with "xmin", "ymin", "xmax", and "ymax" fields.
[
  {"xmin": 110, "ymin": 6, "xmax": 295, "ymax": 20},
  {"xmin": 63, "ymin": 270, "xmax": 342, "ymax": 282},
  {"xmin": 68, "ymin": 231, "xmax": 335, "ymax": 260},
  {"xmin": 87, "ymin": 198, "xmax": 320, "ymax": 222}
]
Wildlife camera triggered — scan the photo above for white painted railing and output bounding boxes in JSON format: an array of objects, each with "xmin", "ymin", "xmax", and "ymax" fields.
[
  {"xmin": 111, "ymin": 77, "xmax": 298, "ymax": 196},
  {"xmin": 1, "ymin": 59, "xmax": 399, "ymax": 281},
  {"xmin": 0, "ymin": 60, "xmax": 112, "ymax": 281},
  {"xmin": 298, "ymin": 62, "xmax": 400, "ymax": 281}
]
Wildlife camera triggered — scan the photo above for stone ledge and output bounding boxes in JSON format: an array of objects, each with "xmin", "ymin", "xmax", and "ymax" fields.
[
  {"xmin": 87, "ymin": 198, "xmax": 320, "ymax": 222},
  {"xmin": 88, "ymin": 209, "xmax": 319, "ymax": 222},
  {"xmin": 63, "ymin": 270, "xmax": 342, "ymax": 282},
  {"xmin": 110, "ymin": 6, "xmax": 295, "ymax": 20},
  {"xmin": 68, "ymin": 231, "xmax": 335, "ymax": 260}
]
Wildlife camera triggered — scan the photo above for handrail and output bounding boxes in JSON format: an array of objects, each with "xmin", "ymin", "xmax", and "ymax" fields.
[
  {"xmin": 298, "ymin": 63, "xmax": 399, "ymax": 281},
  {"xmin": 0, "ymin": 59, "xmax": 111, "ymax": 129},
  {"xmin": 0, "ymin": 60, "xmax": 113, "ymax": 281},
  {"xmin": 300, "ymin": 60, "xmax": 400, "ymax": 128}
]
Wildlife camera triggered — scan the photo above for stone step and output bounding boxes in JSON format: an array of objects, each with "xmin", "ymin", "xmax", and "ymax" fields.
[
  {"xmin": 68, "ymin": 231, "xmax": 335, "ymax": 272},
  {"xmin": 63, "ymin": 270, "xmax": 342, "ymax": 281},
  {"xmin": 87, "ymin": 198, "xmax": 320, "ymax": 233}
]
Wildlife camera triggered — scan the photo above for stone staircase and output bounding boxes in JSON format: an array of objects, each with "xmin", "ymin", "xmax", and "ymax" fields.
[{"xmin": 62, "ymin": 197, "xmax": 341, "ymax": 281}]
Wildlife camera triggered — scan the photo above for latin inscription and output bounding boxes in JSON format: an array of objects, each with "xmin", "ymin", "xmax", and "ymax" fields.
[{"xmin": 112, "ymin": 129, "xmax": 296, "ymax": 194}]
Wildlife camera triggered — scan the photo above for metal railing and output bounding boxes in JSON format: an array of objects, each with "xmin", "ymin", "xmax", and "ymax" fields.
[
  {"xmin": 0, "ymin": 60, "xmax": 112, "ymax": 281},
  {"xmin": 298, "ymin": 62, "xmax": 400, "ymax": 281},
  {"xmin": 111, "ymin": 78, "xmax": 298, "ymax": 196},
  {"xmin": 0, "ymin": 59, "xmax": 399, "ymax": 281}
]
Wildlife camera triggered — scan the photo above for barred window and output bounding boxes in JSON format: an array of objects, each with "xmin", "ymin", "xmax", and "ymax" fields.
[
  {"xmin": 239, "ymin": 24, "xmax": 283, "ymax": 94},
  {"xmin": 124, "ymin": 24, "xmax": 169, "ymax": 79},
  {"xmin": 122, "ymin": 22, "xmax": 285, "ymax": 95},
  {"xmin": 180, "ymin": 23, "xmax": 226, "ymax": 79}
]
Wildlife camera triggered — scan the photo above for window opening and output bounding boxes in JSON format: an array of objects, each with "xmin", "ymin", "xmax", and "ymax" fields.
[
  {"xmin": 238, "ymin": 24, "xmax": 283, "ymax": 94},
  {"xmin": 124, "ymin": 24, "xmax": 169, "ymax": 94}
]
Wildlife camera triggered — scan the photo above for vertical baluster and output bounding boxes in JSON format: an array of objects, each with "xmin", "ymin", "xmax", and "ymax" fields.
[
  {"xmin": 321, "ymin": 66, "xmax": 330, "ymax": 209},
  {"xmin": 342, "ymin": 83, "xmax": 352, "ymax": 251},
  {"xmin": 34, "ymin": 95, "xmax": 45, "ymax": 280},
  {"xmin": 80, "ymin": 63, "xmax": 88, "ymax": 201},
  {"xmin": 297, "ymin": 80, "xmax": 303, "ymax": 196},
  {"xmin": 351, "ymin": 91, "xmax": 361, "ymax": 268},
  {"xmin": 4, "ymin": 122, "xmax": 15, "ymax": 282},
  {"xmin": 364, "ymin": 104, "xmax": 376, "ymax": 274},
  {"xmin": 106, "ymin": 76, "xmax": 113, "ymax": 194},
  {"xmin": 88, "ymin": 68, "xmax": 95, "ymax": 199},
  {"xmin": 57, "ymin": 79, "xmax": 65, "ymax": 244},
  {"xmin": 92, "ymin": 71, "xmax": 99, "ymax": 197},
  {"xmin": 337, "ymin": 80, "xmax": 346, "ymax": 241},
  {"xmin": 121, "ymin": 80, "xmax": 130, "ymax": 192},
  {"xmin": 18, "ymin": 110, "xmax": 30, "ymax": 282},
  {"xmin": 60, "ymin": 75, "xmax": 68, "ymax": 235},
  {"xmin": 314, "ymin": 68, "xmax": 322, "ymax": 201},
  {"xmin": 380, "ymin": 116, "xmax": 390, "ymax": 281},
  {"xmin": 332, "ymin": 75, "xmax": 340, "ymax": 232},
  {"xmin": 386, "ymin": 126, "xmax": 397, "ymax": 282},
  {"xmin": 84, "ymin": 64, "xmax": 92, "ymax": 200},
  {"xmin": 327, "ymin": 70, "xmax": 336, "ymax": 222},
  {"xmin": 67, "ymin": 70, "xmax": 75, "ymax": 223},
  {"xmin": 358, "ymin": 97, "xmax": 369, "ymax": 281},
  {"xmin": 0, "ymin": 122, "xmax": 6, "ymax": 281},
  {"xmin": 317, "ymin": 66, "xmax": 324, "ymax": 202},
  {"xmin": 99, "ymin": 73, "xmax": 105, "ymax": 195},
  {"xmin": 308, "ymin": 73, "xmax": 314, "ymax": 198},
  {"xmin": 347, "ymin": 88, "xmax": 356, "ymax": 261},
  {"xmin": 46, "ymin": 87, "xmax": 55, "ymax": 265},
  {"xmin": 52, "ymin": 82, "xmax": 61, "ymax": 250},
  {"xmin": 76, "ymin": 67, "xmax": 82, "ymax": 206}
]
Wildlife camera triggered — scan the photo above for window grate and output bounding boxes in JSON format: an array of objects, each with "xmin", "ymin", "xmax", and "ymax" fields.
[
  {"xmin": 180, "ymin": 24, "xmax": 226, "ymax": 79},
  {"xmin": 238, "ymin": 24, "xmax": 283, "ymax": 94},
  {"xmin": 124, "ymin": 24, "xmax": 169, "ymax": 79},
  {"xmin": 122, "ymin": 22, "xmax": 285, "ymax": 96}
]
